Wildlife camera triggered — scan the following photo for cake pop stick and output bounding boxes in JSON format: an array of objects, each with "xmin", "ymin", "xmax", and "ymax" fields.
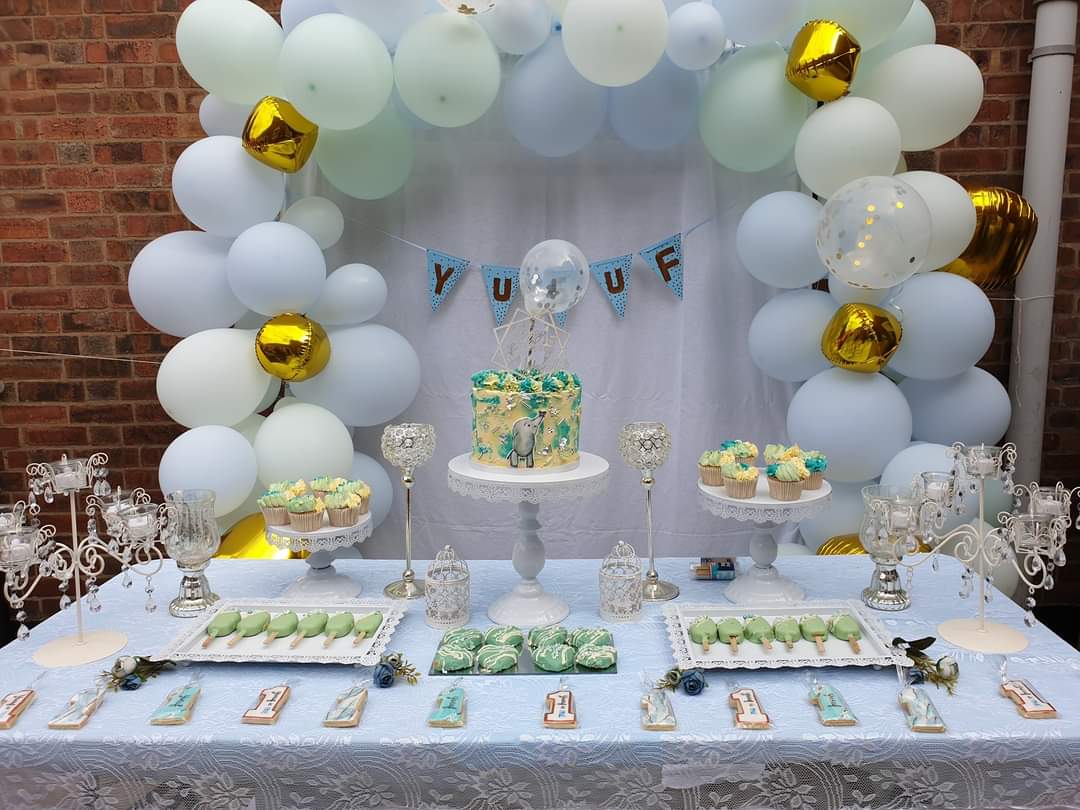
[
  {"xmin": 772, "ymin": 617, "xmax": 800, "ymax": 651},
  {"xmin": 829, "ymin": 614, "xmax": 862, "ymax": 654},
  {"xmin": 290, "ymin": 611, "xmax": 329, "ymax": 648},
  {"xmin": 323, "ymin": 612, "xmax": 356, "ymax": 648},
  {"xmin": 800, "ymin": 615, "xmax": 828, "ymax": 655},
  {"xmin": 263, "ymin": 612, "xmax": 298, "ymax": 646},
  {"xmin": 228, "ymin": 611, "xmax": 270, "ymax": 648},
  {"xmin": 716, "ymin": 618, "xmax": 744, "ymax": 655},
  {"xmin": 688, "ymin": 617, "xmax": 718, "ymax": 653},
  {"xmin": 203, "ymin": 610, "xmax": 241, "ymax": 648},
  {"xmin": 352, "ymin": 611, "xmax": 384, "ymax": 646},
  {"xmin": 743, "ymin": 616, "xmax": 774, "ymax": 652}
]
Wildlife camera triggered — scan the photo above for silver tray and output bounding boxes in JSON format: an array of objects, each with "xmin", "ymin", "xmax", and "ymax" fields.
[
  {"xmin": 429, "ymin": 632, "xmax": 618, "ymax": 676},
  {"xmin": 154, "ymin": 598, "xmax": 405, "ymax": 667},
  {"xmin": 663, "ymin": 600, "xmax": 911, "ymax": 671}
]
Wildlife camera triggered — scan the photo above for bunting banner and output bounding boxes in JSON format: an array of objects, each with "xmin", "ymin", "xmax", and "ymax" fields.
[
  {"xmin": 639, "ymin": 234, "xmax": 684, "ymax": 300},
  {"xmin": 589, "ymin": 254, "xmax": 633, "ymax": 318},
  {"xmin": 427, "ymin": 249, "xmax": 470, "ymax": 313},
  {"xmin": 480, "ymin": 264, "xmax": 519, "ymax": 325}
]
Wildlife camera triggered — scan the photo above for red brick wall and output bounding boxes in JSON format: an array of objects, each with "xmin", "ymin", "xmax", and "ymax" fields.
[{"xmin": 0, "ymin": 1, "xmax": 1077, "ymax": 621}]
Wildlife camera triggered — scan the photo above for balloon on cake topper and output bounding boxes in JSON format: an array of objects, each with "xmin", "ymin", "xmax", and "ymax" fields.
[{"xmin": 520, "ymin": 239, "xmax": 590, "ymax": 319}]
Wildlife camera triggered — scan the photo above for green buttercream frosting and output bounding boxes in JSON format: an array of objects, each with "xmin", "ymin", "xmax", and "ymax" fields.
[
  {"xmin": 699, "ymin": 450, "xmax": 735, "ymax": 467},
  {"xmin": 257, "ymin": 492, "xmax": 288, "ymax": 508},
  {"xmin": 804, "ymin": 455, "xmax": 828, "ymax": 473},
  {"xmin": 472, "ymin": 369, "xmax": 581, "ymax": 395},
  {"xmin": 287, "ymin": 494, "xmax": 321, "ymax": 513},
  {"xmin": 767, "ymin": 459, "xmax": 809, "ymax": 482}
]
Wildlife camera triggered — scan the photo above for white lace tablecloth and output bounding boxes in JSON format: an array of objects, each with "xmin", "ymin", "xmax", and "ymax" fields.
[{"xmin": 1, "ymin": 556, "xmax": 1078, "ymax": 810}]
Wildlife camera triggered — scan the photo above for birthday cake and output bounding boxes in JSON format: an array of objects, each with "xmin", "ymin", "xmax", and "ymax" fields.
[{"xmin": 470, "ymin": 369, "xmax": 581, "ymax": 470}]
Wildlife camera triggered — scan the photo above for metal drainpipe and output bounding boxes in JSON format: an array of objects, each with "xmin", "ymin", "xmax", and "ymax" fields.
[{"xmin": 1007, "ymin": 0, "xmax": 1078, "ymax": 483}]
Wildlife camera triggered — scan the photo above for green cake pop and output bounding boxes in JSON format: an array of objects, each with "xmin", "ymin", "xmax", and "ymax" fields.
[
  {"xmin": 800, "ymin": 615, "xmax": 829, "ymax": 655},
  {"xmin": 532, "ymin": 643, "xmax": 576, "ymax": 672},
  {"xmin": 483, "ymin": 625, "xmax": 525, "ymax": 651},
  {"xmin": 568, "ymin": 627, "xmax": 613, "ymax": 649},
  {"xmin": 290, "ymin": 611, "xmax": 329, "ymax": 648},
  {"xmin": 263, "ymin": 612, "xmax": 298, "ymax": 646},
  {"xmin": 829, "ymin": 614, "xmax": 862, "ymax": 653},
  {"xmin": 323, "ymin": 612, "xmax": 356, "ymax": 648},
  {"xmin": 528, "ymin": 625, "xmax": 568, "ymax": 649},
  {"xmin": 203, "ymin": 610, "xmax": 241, "ymax": 648},
  {"xmin": 772, "ymin": 617, "xmax": 800, "ymax": 651},
  {"xmin": 433, "ymin": 646, "xmax": 475, "ymax": 673},
  {"xmin": 743, "ymin": 616, "xmax": 774, "ymax": 652},
  {"xmin": 228, "ymin": 611, "xmax": 270, "ymax": 647},
  {"xmin": 688, "ymin": 617, "xmax": 718, "ymax": 653},
  {"xmin": 441, "ymin": 628, "xmax": 483, "ymax": 651},
  {"xmin": 476, "ymin": 644, "xmax": 519, "ymax": 673},
  {"xmin": 716, "ymin": 618, "xmax": 744, "ymax": 654},
  {"xmin": 574, "ymin": 644, "xmax": 617, "ymax": 670},
  {"xmin": 352, "ymin": 611, "xmax": 384, "ymax": 646}
]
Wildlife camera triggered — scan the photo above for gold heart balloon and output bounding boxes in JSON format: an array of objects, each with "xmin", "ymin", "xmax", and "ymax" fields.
[
  {"xmin": 941, "ymin": 187, "xmax": 1038, "ymax": 290},
  {"xmin": 786, "ymin": 19, "xmax": 861, "ymax": 103},
  {"xmin": 821, "ymin": 302, "xmax": 903, "ymax": 374},
  {"xmin": 255, "ymin": 312, "xmax": 331, "ymax": 382},
  {"xmin": 242, "ymin": 96, "xmax": 319, "ymax": 173}
]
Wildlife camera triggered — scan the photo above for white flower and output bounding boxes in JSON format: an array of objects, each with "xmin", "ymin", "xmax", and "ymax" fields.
[{"xmin": 111, "ymin": 656, "xmax": 137, "ymax": 677}]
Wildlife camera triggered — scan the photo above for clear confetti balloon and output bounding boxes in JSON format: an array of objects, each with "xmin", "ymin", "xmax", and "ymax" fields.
[{"xmin": 519, "ymin": 239, "xmax": 590, "ymax": 317}]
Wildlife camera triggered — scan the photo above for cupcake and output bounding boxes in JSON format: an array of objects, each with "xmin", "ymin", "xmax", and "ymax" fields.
[
  {"xmin": 722, "ymin": 462, "xmax": 759, "ymax": 499},
  {"xmin": 722, "ymin": 440, "xmax": 759, "ymax": 467},
  {"xmin": 311, "ymin": 476, "xmax": 346, "ymax": 496},
  {"xmin": 269, "ymin": 479, "xmax": 307, "ymax": 498},
  {"xmin": 698, "ymin": 450, "xmax": 735, "ymax": 487},
  {"xmin": 766, "ymin": 458, "xmax": 809, "ymax": 501},
  {"xmin": 325, "ymin": 490, "xmax": 362, "ymax": 527},
  {"xmin": 257, "ymin": 491, "xmax": 289, "ymax": 526},
  {"xmin": 287, "ymin": 493, "xmax": 325, "ymax": 532},
  {"xmin": 764, "ymin": 443, "xmax": 802, "ymax": 465},
  {"xmin": 341, "ymin": 480, "xmax": 372, "ymax": 514},
  {"xmin": 801, "ymin": 451, "xmax": 828, "ymax": 490}
]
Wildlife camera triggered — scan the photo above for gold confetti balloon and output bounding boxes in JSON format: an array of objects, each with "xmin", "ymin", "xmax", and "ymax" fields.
[
  {"xmin": 786, "ymin": 19, "xmax": 861, "ymax": 103},
  {"xmin": 821, "ymin": 303, "xmax": 902, "ymax": 374},
  {"xmin": 941, "ymin": 187, "xmax": 1038, "ymax": 290},
  {"xmin": 255, "ymin": 313, "xmax": 331, "ymax": 382},
  {"xmin": 816, "ymin": 534, "xmax": 866, "ymax": 555},
  {"xmin": 242, "ymin": 96, "xmax": 319, "ymax": 173}
]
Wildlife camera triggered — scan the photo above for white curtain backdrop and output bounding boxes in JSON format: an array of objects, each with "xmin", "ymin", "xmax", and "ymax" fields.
[{"xmin": 308, "ymin": 80, "xmax": 801, "ymax": 563}]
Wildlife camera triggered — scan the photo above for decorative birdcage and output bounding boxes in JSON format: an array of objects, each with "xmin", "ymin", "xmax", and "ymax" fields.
[
  {"xmin": 599, "ymin": 540, "xmax": 643, "ymax": 623},
  {"xmin": 425, "ymin": 545, "xmax": 471, "ymax": 629}
]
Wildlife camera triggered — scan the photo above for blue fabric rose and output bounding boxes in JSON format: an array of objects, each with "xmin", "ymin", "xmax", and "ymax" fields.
[
  {"xmin": 373, "ymin": 662, "xmax": 396, "ymax": 689},
  {"xmin": 680, "ymin": 668, "xmax": 707, "ymax": 696},
  {"xmin": 120, "ymin": 674, "xmax": 142, "ymax": 691}
]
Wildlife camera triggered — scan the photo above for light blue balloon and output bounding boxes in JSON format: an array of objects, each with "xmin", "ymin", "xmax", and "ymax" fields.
[
  {"xmin": 348, "ymin": 450, "xmax": 394, "ymax": 529},
  {"xmin": 610, "ymin": 56, "xmax": 698, "ymax": 151},
  {"xmin": 504, "ymin": 35, "xmax": 607, "ymax": 158}
]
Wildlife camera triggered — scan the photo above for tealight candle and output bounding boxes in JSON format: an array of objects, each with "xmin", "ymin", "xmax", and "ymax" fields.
[
  {"xmin": 51, "ymin": 471, "xmax": 84, "ymax": 491},
  {"xmin": 924, "ymin": 481, "xmax": 948, "ymax": 502}
]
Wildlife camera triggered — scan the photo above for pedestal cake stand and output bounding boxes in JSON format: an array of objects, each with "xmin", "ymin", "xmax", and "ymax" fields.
[
  {"xmin": 448, "ymin": 453, "xmax": 610, "ymax": 626},
  {"xmin": 265, "ymin": 513, "xmax": 373, "ymax": 598},
  {"xmin": 698, "ymin": 478, "xmax": 832, "ymax": 604}
]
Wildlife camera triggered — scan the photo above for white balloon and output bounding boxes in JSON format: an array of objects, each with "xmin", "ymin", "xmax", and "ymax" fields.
[
  {"xmin": 394, "ymin": 14, "xmax": 501, "ymax": 127},
  {"xmin": 788, "ymin": 368, "xmax": 912, "ymax": 482},
  {"xmin": 281, "ymin": 0, "xmax": 338, "ymax": 34},
  {"xmin": 292, "ymin": 325, "xmax": 421, "ymax": 427},
  {"xmin": 159, "ymin": 425, "xmax": 258, "ymax": 517},
  {"xmin": 216, "ymin": 482, "xmax": 262, "ymax": 534},
  {"xmin": 254, "ymin": 402, "xmax": 353, "ymax": 486},
  {"xmin": 748, "ymin": 290, "xmax": 835, "ymax": 382},
  {"xmin": 176, "ymin": 0, "xmax": 284, "ymax": 104},
  {"xmin": 128, "ymin": 231, "xmax": 247, "ymax": 338},
  {"xmin": 699, "ymin": 43, "xmax": 808, "ymax": 172},
  {"xmin": 802, "ymin": 0, "xmax": 914, "ymax": 49},
  {"xmin": 795, "ymin": 97, "xmax": 902, "ymax": 199},
  {"xmin": 545, "ymin": 0, "xmax": 567, "ymax": 15},
  {"xmin": 900, "ymin": 367, "xmax": 1011, "ymax": 446},
  {"xmin": 172, "ymin": 136, "xmax": 285, "ymax": 238},
  {"xmin": 896, "ymin": 171, "xmax": 977, "ymax": 270},
  {"xmin": 817, "ymin": 175, "xmax": 932, "ymax": 289},
  {"xmin": 233, "ymin": 413, "xmax": 267, "ymax": 446},
  {"xmin": 314, "ymin": 104, "xmax": 414, "ymax": 200},
  {"xmin": 234, "ymin": 310, "xmax": 269, "ymax": 330},
  {"xmin": 256, "ymin": 377, "xmax": 281, "ymax": 412},
  {"xmin": 828, "ymin": 275, "xmax": 896, "ymax": 307},
  {"xmin": 226, "ymin": 222, "xmax": 326, "ymax": 316},
  {"xmin": 799, "ymin": 480, "xmax": 874, "ymax": 550},
  {"xmin": 480, "ymin": 0, "xmax": 551, "ymax": 54},
  {"xmin": 198, "ymin": 95, "xmax": 252, "ymax": 137},
  {"xmin": 156, "ymin": 328, "xmax": 271, "ymax": 429},
  {"xmin": 776, "ymin": 542, "xmax": 813, "ymax": 557},
  {"xmin": 889, "ymin": 273, "xmax": 995, "ymax": 380},
  {"xmin": 348, "ymin": 451, "xmax": 394, "ymax": 528},
  {"xmin": 334, "ymin": 0, "xmax": 435, "ymax": 49},
  {"xmin": 504, "ymin": 34, "xmax": 607, "ymax": 157},
  {"xmin": 279, "ymin": 14, "xmax": 393, "ymax": 130},
  {"xmin": 561, "ymin": 0, "xmax": 669, "ymax": 87},
  {"xmin": 308, "ymin": 264, "xmax": 388, "ymax": 325},
  {"xmin": 282, "ymin": 196, "xmax": 345, "ymax": 250},
  {"xmin": 610, "ymin": 56, "xmax": 698, "ymax": 151},
  {"xmin": 665, "ymin": 2, "xmax": 726, "ymax": 71},
  {"xmin": 736, "ymin": 191, "xmax": 826, "ymax": 288},
  {"xmin": 851, "ymin": 0, "xmax": 935, "ymax": 91},
  {"xmin": 858, "ymin": 44, "xmax": 984, "ymax": 151},
  {"xmin": 711, "ymin": 0, "xmax": 802, "ymax": 45},
  {"xmin": 273, "ymin": 395, "xmax": 301, "ymax": 412}
]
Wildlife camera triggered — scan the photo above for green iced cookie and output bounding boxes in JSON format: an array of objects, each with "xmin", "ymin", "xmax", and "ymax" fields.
[
  {"xmin": 475, "ymin": 644, "xmax": 519, "ymax": 673},
  {"xmin": 433, "ymin": 646, "xmax": 475, "ymax": 673},
  {"xmin": 206, "ymin": 610, "xmax": 241, "ymax": 638},
  {"xmin": 441, "ymin": 628, "xmax": 483, "ymax": 651},
  {"xmin": 528, "ymin": 625, "xmax": 567, "ymax": 649},
  {"xmin": 532, "ymin": 643, "xmax": 576, "ymax": 672},
  {"xmin": 236, "ymin": 611, "xmax": 270, "ymax": 638},
  {"xmin": 574, "ymin": 644, "xmax": 617, "ymax": 670},
  {"xmin": 483, "ymin": 625, "xmax": 524, "ymax": 651},
  {"xmin": 568, "ymin": 627, "xmax": 612, "ymax": 649}
]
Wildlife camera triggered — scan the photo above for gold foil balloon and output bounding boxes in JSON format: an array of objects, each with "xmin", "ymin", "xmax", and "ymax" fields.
[
  {"xmin": 816, "ymin": 534, "xmax": 866, "ymax": 555},
  {"xmin": 255, "ymin": 313, "xmax": 331, "ymax": 382},
  {"xmin": 821, "ymin": 303, "xmax": 903, "ymax": 374},
  {"xmin": 242, "ymin": 96, "xmax": 318, "ymax": 173},
  {"xmin": 216, "ymin": 513, "xmax": 300, "ymax": 560},
  {"xmin": 786, "ymin": 19, "xmax": 861, "ymax": 103},
  {"xmin": 941, "ymin": 187, "xmax": 1038, "ymax": 290}
]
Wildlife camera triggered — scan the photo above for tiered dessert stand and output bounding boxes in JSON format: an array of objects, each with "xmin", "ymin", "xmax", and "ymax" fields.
[
  {"xmin": 448, "ymin": 453, "xmax": 610, "ymax": 625},
  {"xmin": 265, "ymin": 514, "xmax": 372, "ymax": 598},
  {"xmin": 698, "ymin": 478, "xmax": 832, "ymax": 604}
]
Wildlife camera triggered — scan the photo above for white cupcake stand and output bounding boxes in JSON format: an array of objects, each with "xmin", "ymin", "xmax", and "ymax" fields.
[
  {"xmin": 265, "ymin": 513, "xmax": 373, "ymax": 598},
  {"xmin": 448, "ymin": 453, "xmax": 610, "ymax": 626},
  {"xmin": 698, "ymin": 478, "xmax": 832, "ymax": 604}
]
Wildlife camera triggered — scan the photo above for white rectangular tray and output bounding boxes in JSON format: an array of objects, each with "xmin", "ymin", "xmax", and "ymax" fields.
[
  {"xmin": 663, "ymin": 600, "xmax": 911, "ymax": 671},
  {"xmin": 154, "ymin": 599, "xmax": 406, "ymax": 667}
]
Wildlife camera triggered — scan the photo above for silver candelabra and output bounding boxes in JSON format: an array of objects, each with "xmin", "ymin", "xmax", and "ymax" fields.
[{"xmin": 382, "ymin": 423, "xmax": 436, "ymax": 600}]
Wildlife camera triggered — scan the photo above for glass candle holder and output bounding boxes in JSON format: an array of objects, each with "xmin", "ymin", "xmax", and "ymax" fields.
[
  {"xmin": 163, "ymin": 489, "xmax": 221, "ymax": 618},
  {"xmin": 47, "ymin": 455, "xmax": 91, "ymax": 493},
  {"xmin": 0, "ymin": 523, "xmax": 39, "ymax": 572},
  {"xmin": 120, "ymin": 502, "xmax": 160, "ymax": 543},
  {"xmin": 425, "ymin": 545, "xmax": 470, "ymax": 629},
  {"xmin": 860, "ymin": 484, "xmax": 924, "ymax": 611},
  {"xmin": 599, "ymin": 540, "xmax": 644, "ymax": 623},
  {"xmin": 618, "ymin": 421, "xmax": 677, "ymax": 602}
]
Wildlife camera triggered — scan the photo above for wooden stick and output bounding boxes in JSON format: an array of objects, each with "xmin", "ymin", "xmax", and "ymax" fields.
[
  {"xmin": 289, "ymin": 635, "xmax": 306, "ymax": 649},
  {"xmin": 227, "ymin": 634, "xmax": 246, "ymax": 648},
  {"xmin": 761, "ymin": 637, "xmax": 773, "ymax": 652},
  {"xmin": 263, "ymin": 633, "xmax": 278, "ymax": 647},
  {"xmin": 701, "ymin": 637, "xmax": 710, "ymax": 654},
  {"xmin": 201, "ymin": 635, "xmax": 216, "ymax": 649},
  {"xmin": 352, "ymin": 632, "xmax": 367, "ymax": 647},
  {"xmin": 784, "ymin": 639, "xmax": 794, "ymax": 652},
  {"xmin": 323, "ymin": 635, "xmax": 340, "ymax": 649},
  {"xmin": 848, "ymin": 635, "xmax": 861, "ymax": 654},
  {"xmin": 814, "ymin": 635, "xmax": 826, "ymax": 655},
  {"xmin": 728, "ymin": 636, "xmax": 739, "ymax": 655}
]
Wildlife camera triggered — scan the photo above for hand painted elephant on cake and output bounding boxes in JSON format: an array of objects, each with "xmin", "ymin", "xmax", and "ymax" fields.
[{"xmin": 507, "ymin": 412, "xmax": 546, "ymax": 468}]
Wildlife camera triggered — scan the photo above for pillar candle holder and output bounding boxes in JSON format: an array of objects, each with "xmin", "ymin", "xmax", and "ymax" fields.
[
  {"xmin": 381, "ymin": 423, "xmax": 436, "ymax": 600},
  {"xmin": 858, "ymin": 484, "xmax": 926, "ymax": 611}
]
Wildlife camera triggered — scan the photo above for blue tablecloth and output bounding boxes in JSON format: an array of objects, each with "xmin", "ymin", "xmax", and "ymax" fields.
[{"xmin": 1, "ymin": 555, "xmax": 1078, "ymax": 810}]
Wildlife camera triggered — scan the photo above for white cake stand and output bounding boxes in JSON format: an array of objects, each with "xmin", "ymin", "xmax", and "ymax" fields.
[
  {"xmin": 448, "ymin": 452, "xmax": 610, "ymax": 626},
  {"xmin": 698, "ymin": 478, "xmax": 832, "ymax": 604},
  {"xmin": 265, "ymin": 513, "xmax": 373, "ymax": 598}
]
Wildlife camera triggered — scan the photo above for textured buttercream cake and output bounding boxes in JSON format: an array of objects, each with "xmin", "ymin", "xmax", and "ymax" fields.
[{"xmin": 470, "ymin": 369, "xmax": 581, "ymax": 470}]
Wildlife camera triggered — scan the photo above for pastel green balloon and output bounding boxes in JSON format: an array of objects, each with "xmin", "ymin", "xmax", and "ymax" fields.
[
  {"xmin": 279, "ymin": 13, "xmax": 393, "ymax": 131},
  {"xmin": 314, "ymin": 105, "xmax": 414, "ymax": 200},
  {"xmin": 393, "ymin": 14, "xmax": 501, "ymax": 128},
  {"xmin": 176, "ymin": 0, "xmax": 284, "ymax": 105},
  {"xmin": 699, "ymin": 43, "xmax": 809, "ymax": 173}
]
